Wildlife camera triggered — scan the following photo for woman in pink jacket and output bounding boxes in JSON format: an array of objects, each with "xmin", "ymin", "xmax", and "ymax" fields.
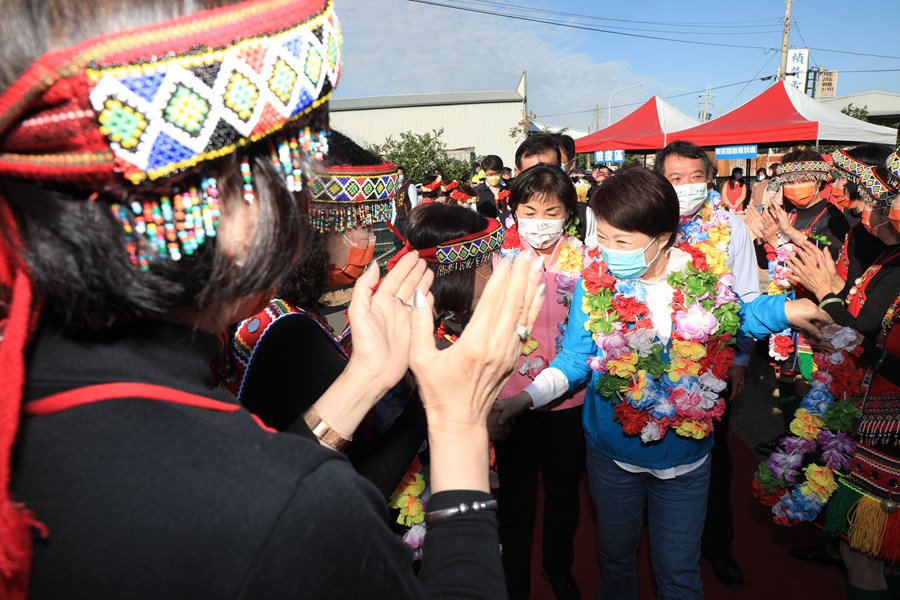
[{"xmin": 492, "ymin": 164, "xmax": 589, "ymax": 600}]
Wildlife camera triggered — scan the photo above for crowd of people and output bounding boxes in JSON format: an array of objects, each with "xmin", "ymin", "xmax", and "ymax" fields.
[{"xmin": 0, "ymin": 1, "xmax": 898, "ymax": 599}]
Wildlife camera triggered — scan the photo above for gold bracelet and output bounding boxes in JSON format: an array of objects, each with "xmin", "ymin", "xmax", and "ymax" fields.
[{"xmin": 303, "ymin": 406, "xmax": 352, "ymax": 451}]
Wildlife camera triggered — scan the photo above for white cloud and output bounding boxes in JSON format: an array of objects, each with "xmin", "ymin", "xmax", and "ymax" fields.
[{"xmin": 333, "ymin": 0, "xmax": 675, "ymax": 130}]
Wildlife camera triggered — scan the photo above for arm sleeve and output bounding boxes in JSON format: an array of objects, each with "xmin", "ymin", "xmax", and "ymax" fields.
[
  {"xmin": 240, "ymin": 458, "xmax": 505, "ymax": 599},
  {"xmin": 822, "ymin": 270, "xmax": 900, "ymax": 337},
  {"xmin": 523, "ymin": 367, "xmax": 571, "ymax": 409},
  {"xmin": 739, "ymin": 294, "xmax": 791, "ymax": 339},
  {"xmin": 545, "ymin": 278, "xmax": 596, "ymax": 390},
  {"xmin": 408, "ymin": 185, "xmax": 419, "ymax": 208}
]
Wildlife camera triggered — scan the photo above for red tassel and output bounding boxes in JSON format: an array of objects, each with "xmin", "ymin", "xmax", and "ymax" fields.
[{"xmin": 880, "ymin": 507, "xmax": 900, "ymax": 563}]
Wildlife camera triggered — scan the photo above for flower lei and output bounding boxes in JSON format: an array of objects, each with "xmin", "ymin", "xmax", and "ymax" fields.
[
  {"xmin": 388, "ymin": 455, "xmax": 430, "ymax": 560},
  {"xmin": 752, "ymin": 325, "xmax": 865, "ymax": 524},
  {"xmin": 580, "ymin": 212, "xmax": 741, "ymax": 443},
  {"xmin": 765, "ymin": 241, "xmax": 797, "ymax": 362},
  {"xmin": 500, "ymin": 225, "xmax": 584, "ymax": 379},
  {"xmin": 450, "ymin": 188, "xmax": 478, "ymax": 205}
]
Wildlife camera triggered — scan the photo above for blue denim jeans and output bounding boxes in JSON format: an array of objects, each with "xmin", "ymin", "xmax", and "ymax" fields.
[{"xmin": 586, "ymin": 444, "xmax": 711, "ymax": 600}]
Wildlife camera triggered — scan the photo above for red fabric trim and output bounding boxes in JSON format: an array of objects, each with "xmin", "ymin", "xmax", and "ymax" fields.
[
  {"xmin": 23, "ymin": 382, "xmax": 277, "ymax": 434},
  {"xmin": 323, "ymin": 162, "xmax": 397, "ymax": 175}
]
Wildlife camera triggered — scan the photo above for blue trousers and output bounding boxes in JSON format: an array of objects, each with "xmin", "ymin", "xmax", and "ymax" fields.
[{"xmin": 586, "ymin": 445, "xmax": 711, "ymax": 600}]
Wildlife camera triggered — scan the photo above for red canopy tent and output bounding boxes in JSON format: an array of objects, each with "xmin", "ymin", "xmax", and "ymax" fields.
[
  {"xmin": 674, "ymin": 81, "xmax": 897, "ymax": 147},
  {"xmin": 574, "ymin": 96, "xmax": 699, "ymax": 152}
]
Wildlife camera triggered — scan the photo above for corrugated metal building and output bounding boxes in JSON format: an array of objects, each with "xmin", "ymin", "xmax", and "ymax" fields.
[{"xmin": 330, "ymin": 74, "xmax": 527, "ymax": 170}]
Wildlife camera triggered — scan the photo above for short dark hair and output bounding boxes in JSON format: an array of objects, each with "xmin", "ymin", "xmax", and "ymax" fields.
[
  {"xmin": 420, "ymin": 174, "xmax": 443, "ymax": 199},
  {"xmin": 515, "ymin": 134, "xmax": 561, "ymax": 170},
  {"xmin": 406, "ymin": 203, "xmax": 488, "ymax": 318},
  {"xmin": 481, "ymin": 155, "xmax": 503, "ymax": 172},
  {"xmin": 780, "ymin": 148, "xmax": 824, "ymax": 163},
  {"xmin": 552, "ymin": 133, "xmax": 576, "ymax": 163},
  {"xmin": 654, "ymin": 140, "xmax": 715, "ymax": 180},
  {"xmin": 507, "ymin": 164, "xmax": 578, "ymax": 229},
  {"xmin": 589, "ymin": 165, "xmax": 679, "ymax": 244}
]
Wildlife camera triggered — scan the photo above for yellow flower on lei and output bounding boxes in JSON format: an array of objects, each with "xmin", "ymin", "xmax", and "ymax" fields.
[
  {"xmin": 671, "ymin": 339, "xmax": 707, "ymax": 361},
  {"xmin": 675, "ymin": 420, "xmax": 708, "ymax": 439},
  {"xmin": 607, "ymin": 353, "xmax": 638, "ymax": 378},
  {"xmin": 767, "ymin": 280, "xmax": 788, "ymax": 296},
  {"xmin": 789, "ymin": 408, "xmax": 824, "ymax": 440},
  {"xmin": 698, "ymin": 242, "xmax": 727, "ymax": 276},
  {"xmin": 800, "ymin": 464, "xmax": 838, "ymax": 502},
  {"xmin": 629, "ymin": 370, "xmax": 648, "ymax": 400},
  {"xmin": 557, "ymin": 239, "xmax": 584, "ymax": 275},
  {"xmin": 389, "ymin": 471, "xmax": 426, "ymax": 527},
  {"xmin": 667, "ymin": 358, "xmax": 701, "ymax": 382}
]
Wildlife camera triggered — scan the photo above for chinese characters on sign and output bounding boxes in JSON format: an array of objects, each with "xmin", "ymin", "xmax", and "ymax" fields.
[
  {"xmin": 818, "ymin": 70, "xmax": 838, "ymax": 99},
  {"xmin": 593, "ymin": 150, "xmax": 625, "ymax": 163},
  {"xmin": 784, "ymin": 48, "xmax": 810, "ymax": 92},
  {"xmin": 715, "ymin": 145, "xmax": 759, "ymax": 160}
]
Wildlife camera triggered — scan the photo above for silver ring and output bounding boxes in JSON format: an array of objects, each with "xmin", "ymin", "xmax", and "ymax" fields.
[
  {"xmin": 515, "ymin": 324, "xmax": 530, "ymax": 342},
  {"xmin": 393, "ymin": 294, "xmax": 405, "ymax": 304}
]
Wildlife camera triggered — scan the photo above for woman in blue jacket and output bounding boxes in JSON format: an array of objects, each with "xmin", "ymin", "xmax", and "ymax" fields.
[{"xmin": 498, "ymin": 166, "xmax": 831, "ymax": 599}]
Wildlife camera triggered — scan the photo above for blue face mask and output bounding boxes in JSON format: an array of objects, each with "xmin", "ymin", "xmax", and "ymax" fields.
[{"xmin": 598, "ymin": 235, "xmax": 662, "ymax": 279}]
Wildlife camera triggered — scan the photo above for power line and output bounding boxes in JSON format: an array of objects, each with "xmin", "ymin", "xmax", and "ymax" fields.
[
  {"xmin": 721, "ymin": 53, "xmax": 778, "ymax": 112},
  {"xmin": 410, "ymin": 0, "xmax": 900, "ymax": 61},
  {"xmin": 457, "ymin": 0, "xmax": 782, "ymax": 29},
  {"xmin": 791, "ymin": 20, "xmax": 818, "ymax": 69},
  {"xmin": 408, "ymin": 0, "xmax": 776, "ymax": 51}
]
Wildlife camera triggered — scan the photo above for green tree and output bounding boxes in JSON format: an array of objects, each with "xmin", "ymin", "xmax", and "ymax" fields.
[
  {"xmin": 841, "ymin": 103, "xmax": 869, "ymax": 121},
  {"xmin": 372, "ymin": 128, "xmax": 472, "ymax": 184}
]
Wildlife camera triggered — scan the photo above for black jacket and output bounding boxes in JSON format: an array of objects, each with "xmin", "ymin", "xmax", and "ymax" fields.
[{"xmin": 12, "ymin": 320, "xmax": 504, "ymax": 599}]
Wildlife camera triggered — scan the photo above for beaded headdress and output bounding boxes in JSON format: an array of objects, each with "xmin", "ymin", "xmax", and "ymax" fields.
[
  {"xmin": 858, "ymin": 165, "xmax": 898, "ymax": 214},
  {"xmin": 388, "ymin": 217, "xmax": 505, "ymax": 276},
  {"xmin": 0, "ymin": 1, "xmax": 340, "ymax": 596},
  {"xmin": 831, "ymin": 150, "xmax": 870, "ymax": 184},
  {"xmin": 773, "ymin": 160, "xmax": 832, "ymax": 185},
  {"xmin": 887, "ymin": 151, "xmax": 900, "ymax": 189},
  {"xmin": 306, "ymin": 162, "xmax": 398, "ymax": 233},
  {"xmin": 0, "ymin": 0, "xmax": 341, "ymax": 269}
]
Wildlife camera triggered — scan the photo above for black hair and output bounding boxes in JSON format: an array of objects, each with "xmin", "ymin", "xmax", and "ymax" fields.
[
  {"xmin": 653, "ymin": 140, "xmax": 715, "ymax": 180},
  {"xmin": 406, "ymin": 203, "xmax": 488, "ymax": 319},
  {"xmin": 449, "ymin": 183, "xmax": 479, "ymax": 206},
  {"xmin": 756, "ymin": 168, "xmax": 768, "ymax": 178},
  {"xmin": 420, "ymin": 174, "xmax": 443, "ymax": 200},
  {"xmin": 590, "ymin": 165, "xmax": 679, "ymax": 246},
  {"xmin": 507, "ymin": 164, "xmax": 578, "ymax": 229},
  {"xmin": 731, "ymin": 167, "xmax": 744, "ymax": 179},
  {"xmin": 515, "ymin": 134, "xmax": 561, "ymax": 170},
  {"xmin": 481, "ymin": 155, "xmax": 504, "ymax": 172},
  {"xmin": 552, "ymin": 133, "xmax": 576, "ymax": 164},
  {"xmin": 780, "ymin": 148, "xmax": 824, "ymax": 163}
]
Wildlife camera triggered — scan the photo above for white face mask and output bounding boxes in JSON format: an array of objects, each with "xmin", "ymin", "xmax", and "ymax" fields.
[
  {"xmin": 673, "ymin": 182, "xmax": 708, "ymax": 216},
  {"xmin": 517, "ymin": 217, "xmax": 566, "ymax": 249}
]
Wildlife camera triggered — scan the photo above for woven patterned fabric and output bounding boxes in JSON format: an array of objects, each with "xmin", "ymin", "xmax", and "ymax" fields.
[
  {"xmin": 307, "ymin": 169, "xmax": 398, "ymax": 204},
  {"xmin": 887, "ymin": 151, "xmax": 900, "ymax": 187},
  {"xmin": 0, "ymin": 0, "xmax": 341, "ymax": 186},
  {"xmin": 858, "ymin": 165, "xmax": 897, "ymax": 211},
  {"xmin": 832, "ymin": 149, "xmax": 869, "ymax": 184},
  {"xmin": 435, "ymin": 226, "xmax": 504, "ymax": 275}
]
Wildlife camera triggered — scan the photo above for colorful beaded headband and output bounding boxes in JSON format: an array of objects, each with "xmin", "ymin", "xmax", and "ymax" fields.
[
  {"xmin": 0, "ymin": 0, "xmax": 341, "ymax": 187},
  {"xmin": 306, "ymin": 162, "xmax": 398, "ymax": 232},
  {"xmin": 858, "ymin": 165, "xmax": 898, "ymax": 213},
  {"xmin": 450, "ymin": 188, "xmax": 478, "ymax": 205},
  {"xmin": 420, "ymin": 175, "xmax": 443, "ymax": 193},
  {"xmin": 773, "ymin": 160, "xmax": 831, "ymax": 185},
  {"xmin": 831, "ymin": 150, "xmax": 869, "ymax": 184},
  {"xmin": 388, "ymin": 218, "xmax": 505, "ymax": 277},
  {"xmin": 887, "ymin": 151, "xmax": 900, "ymax": 188}
]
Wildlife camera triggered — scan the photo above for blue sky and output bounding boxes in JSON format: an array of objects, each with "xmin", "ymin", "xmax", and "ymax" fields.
[{"xmin": 333, "ymin": 0, "xmax": 900, "ymax": 132}]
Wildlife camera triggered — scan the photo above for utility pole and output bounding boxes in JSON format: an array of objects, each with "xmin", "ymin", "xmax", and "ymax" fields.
[
  {"xmin": 699, "ymin": 84, "xmax": 714, "ymax": 122},
  {"xmin": 594, "ymin": 104, "xmax": 600, "ymax": 132},
  {"xmin": 776, "ymin": 0, "xmax": 793, "ymax": 81}
]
